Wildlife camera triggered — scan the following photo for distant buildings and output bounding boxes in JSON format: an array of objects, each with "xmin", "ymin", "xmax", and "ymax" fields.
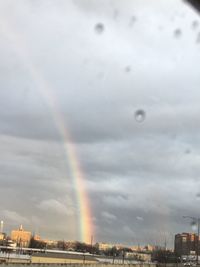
[
  {"xmin": 11, "ymin": 225, "xmax": 31, "ymax": 247},
  {"xmin": 97, "ymin": 242, "xmax": 113, "ymax": 251},
  {"xmin": 0, "ymin": 233, "xmax": 6, "ymax": 241},
  {"xmin": 131, "ymin": 245, "xmax": 141, "ymax": 251},
  {"xmin": 174, "ymin": 233, "xmax": 199, "ymax": 256},
  {"xmin": 143, "ymin": 244, "xmax": 155, "ymax": 252},
  {"xmin": 33, "ymin": 234, "xmax": 41, "ymax": 241},
  {"xmin": 126, "ymin": 251, "xmax": 151, "ymax": 262},
  {"xmin": 0, "ymin": 219, "xmax": 170, "ymax": 258},
  {"xmin": 0, "ymin": 221, "xmax": 6, "ymax": 242},
  {"xmin": 131, "ymin": 244, "xmax": 155, "ymax": 252},
  {"xmin": 43, "ymin": 239, "xmax": 58, "ymax": 247}
]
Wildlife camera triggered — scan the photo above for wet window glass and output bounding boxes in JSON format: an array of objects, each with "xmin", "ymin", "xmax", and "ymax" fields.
[{"xmin": 0, "ymin": 0, "xmax": 200, "ymax": 262}]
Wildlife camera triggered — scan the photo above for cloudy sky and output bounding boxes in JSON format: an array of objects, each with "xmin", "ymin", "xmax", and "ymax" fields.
[{"xmin": 0, "ymin": 0, "xmax": 200, "ymax": 248}]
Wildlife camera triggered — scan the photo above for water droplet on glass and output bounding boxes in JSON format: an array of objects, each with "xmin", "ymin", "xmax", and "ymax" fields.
[
  {"xmin": 95, "ymin": 23, "xmax": 104, "ymax": 34},
  {"xmin": 97, "ymin": 72, "xmax": 104, "ymax": 79},
  {"xmin": 174, "ymin": 28, "xmax": 182, "ymax": 38},
  {"xmin": 113, "ymin": 9, "xmax": 119, "ymax": 20},
  {"xmin": 125, "ymin": 66, "xmax": 131, "ymax": 73},
  {"xmin": 129, "ymin": 16, "xmax": 137, "ymax": 27},
  {"xmin": 158, "ymin": 25, "xmax": 164, "ymax": 31},
  {"xmin": 135, "ymin": 109, "xmax": 146, "ymax": 123},
  {"xmin": 196, "ymin": 192, "xmax": 200, "ymax": 198},
  {"xmin": 185, "ymin": 149, "xmax": 191, "ymax": 154},
  {"xmin": 192, "ymin": 20, "xmax": 199, "ymax": 29},
  {"xmin": 196, "ymin": 32, "xmax": 200, "ymax": 43}
]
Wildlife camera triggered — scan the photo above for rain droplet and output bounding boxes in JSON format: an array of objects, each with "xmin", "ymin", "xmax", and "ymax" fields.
[
  {"xmin": 174, "ymin": 28, "xmax": 182, "ymax": 38},
  {"xmin": 196, "ymin": 32, "xmax": 200, "ymax": 43},
  {"xmin": 135, "ymin": 109, "xmax": 146, "ymax": 123},
  {"xmin": 94, "ymin": 23, "xmax": 104, "ymax": 34},
  {"xmin": 129, "ymin": 16, "xmax": 137, "ymax": 27},
  {"xmin": 196, "ymin": 192, "xmax": 200, "ymax": 198},
  {"xmin": 185, "ymin": 149, "xmax": 191, "ymax": 154},
  {"xmin": 158, "ymin": 25, "xmax": 164, "ymax": 31},
  {"xmin": 125, "ymin": 66, "xmax": 131, "ymax": 73},
  {"xmin": 192, "ymin": 20, "xmax": 199, "ymax": 29},
  {"xmin": 113, "ymin": 9, "xmax": 119, "ymax": 20},
  {"xmin": 97, "ymin": 72, "xmax": 104, "ymax": 79}
]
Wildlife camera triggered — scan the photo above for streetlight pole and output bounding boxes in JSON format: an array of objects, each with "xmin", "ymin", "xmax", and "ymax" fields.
[{"xmin": 183, "ymin": 216, "xmax": 200, "ymax": 265}]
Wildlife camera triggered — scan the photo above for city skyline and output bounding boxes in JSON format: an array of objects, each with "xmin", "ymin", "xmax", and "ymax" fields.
[
  {"xmin": 0, "ymin": 222, "xmax": 172, "ymax": 252},
  {"xmin": 1, "ymin": 221, "xmax": 200, "ymax": 251},
  {"xmin": 0, "ymin": 0, "xmax": 200, "ymax": 247}
]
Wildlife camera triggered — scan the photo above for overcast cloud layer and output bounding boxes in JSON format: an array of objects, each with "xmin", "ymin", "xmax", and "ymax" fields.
[{"xmin": 0, "ymin": 0, "xmax": 200, "ymax": 247}]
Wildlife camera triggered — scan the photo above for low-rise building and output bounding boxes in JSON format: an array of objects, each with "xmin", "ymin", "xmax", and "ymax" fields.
[
  {"xmin": 126, "ymin": 251, "xmax": 151, "ymax": 262},
  {"xmin": 11, "ymin": 225, "xmax": 31, "ymax": 247},
  {"xmin": 131, "ymin": 245, "xmax": 142, "ymax": 252},
  {"xmin": 97, "ymin": 242, "xmax": 113, "ymax": 251},
  {"xmin": 0, "ymin": 233, "xmax": 6, "ymax": 241},
  {"xmin": 143, "ymin": 244, "xmax": 155, "ymax": 252}
]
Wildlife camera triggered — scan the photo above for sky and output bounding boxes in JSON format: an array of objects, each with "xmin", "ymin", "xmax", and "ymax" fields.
[{"xmin": 0, "ymin": 0, "xmax": 200, "ymax": 248}]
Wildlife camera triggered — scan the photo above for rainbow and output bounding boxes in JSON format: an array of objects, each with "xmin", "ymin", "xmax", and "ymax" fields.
[
  {"xmin": 0, "ymin": 19, "xmax": 93, "ymax": 244},
  {"xmin": 32, "ymin": 77, "xmax": 93, "ymax": 244}
]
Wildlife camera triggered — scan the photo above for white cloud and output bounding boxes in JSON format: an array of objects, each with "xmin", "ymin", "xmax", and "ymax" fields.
[
  {"xmin": 123, "ymin": 226, "xmax": 135, "ymax": 236},
  {"xmin": 101, "ymin": 211, "xmax": 117, "ymax": 222},
  {"xmin": 136, "ymin": 216, "xmax": 144, "ymax": 221},
  {"xmin": 1, "ymin": 210, "xmax": 28, "ymax": 224},
  {"xmin": 37, "ymin": 199, "xmax": 74, "ymax": 215}
]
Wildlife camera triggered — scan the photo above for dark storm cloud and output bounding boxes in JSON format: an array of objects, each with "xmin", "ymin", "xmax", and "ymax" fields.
[{"xmin": 0, "ymin": 0, "xmax": 200, "ymax": 246}]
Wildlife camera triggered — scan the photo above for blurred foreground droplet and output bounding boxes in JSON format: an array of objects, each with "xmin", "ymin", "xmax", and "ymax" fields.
[
  {"xmin": 95, "ymin": 23, "xmax": 104, "ymax": 34},
  {"xmin": 174, "ymin": 28, "xmax": 182, "ymax": 38},
  {"xmin": 129, "ymin": 16, "xmax": 137, "ymax": 27},
  {"xmin": 135, "ymin": 109, "xmax": 146, "ymax": 123},
  {"xmin": 196, "ymin": 192, "xmax": 200, "ymax": 198},
  {"xmin": 185, "ymin": 149, "xmax": 191, "ymax": 154},
  {"xmin": 196, "ymin": 32, "xmax": 200, "ymax": 43},
  {"xmin": 113, "ymin": 9, "xmax": 119, "ymax": 20},
  {"xmin": 125, "ymin": 66, "xmax": 131, "ymax": 73},
  {"xmin": 192, "ymin": 20, "xmax": 199, "ymax": 29}
]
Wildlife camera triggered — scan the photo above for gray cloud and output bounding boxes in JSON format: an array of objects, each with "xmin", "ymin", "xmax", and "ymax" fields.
[{"xmin": 37, "ymin": 199, "xmax": 75, "ymax": 216}]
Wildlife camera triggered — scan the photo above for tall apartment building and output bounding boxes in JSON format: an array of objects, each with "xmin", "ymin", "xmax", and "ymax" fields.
[{"xmin": 174, "ymin": 233, "xmax": 199, "ymax": 256}]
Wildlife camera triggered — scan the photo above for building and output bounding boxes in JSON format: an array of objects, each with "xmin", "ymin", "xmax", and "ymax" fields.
[
  {"xmin": 174, "ymin": 233, "xmax": 199, "ymax": 256},
  {"xmin": 131, "ymin": 245, "xmax": 142, "ymax": 252},
  {"xmin": 143, "ymin": 244, "xmax": 155, "ymax": 252},
  {"xmin": 126, "ymin": 251, "xmax": 151, "ymax": 262},
  {"xmin": 97, "ymin": 242, "xmax": 113, "ymax": 251},
  {"xmin": 115, "ymin": 244, "xmax": 125, "ymax": 250},
  {"xmin": 33, "ymin": 235, "xmax": 41, "ymax": 241},
  {"xmin": 43, "ymin": 239, "xmax": 57, "ymax": 246},
  {"xmin": 11, "ymin": 225, "xmax": 31, "ymax": 247},
  {"xmin": 0, "ymin": 233, "xmax": 6, "ymax": 241}
]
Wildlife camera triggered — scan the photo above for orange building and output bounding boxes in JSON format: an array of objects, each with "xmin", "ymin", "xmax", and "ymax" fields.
[{"xmin": 11, "ymin": 225, "xmax": 31, "ymax": 247}]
